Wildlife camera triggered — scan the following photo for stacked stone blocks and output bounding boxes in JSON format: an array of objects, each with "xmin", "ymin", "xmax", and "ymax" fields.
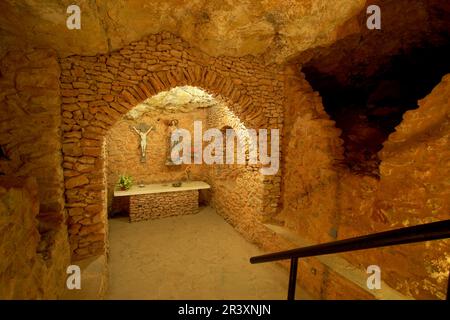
[
  {"xmin": 129, "ymin": 190, "xmax": 199, "ymax": 222},
  {"xmin": 60, "ymin": 31, "xmax": 285, "ymax": 260}
]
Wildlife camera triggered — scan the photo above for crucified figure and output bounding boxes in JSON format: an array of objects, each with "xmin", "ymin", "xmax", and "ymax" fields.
[{"xmin": 133, "ymin": 126, "xmax": 153, "ymax": 158}]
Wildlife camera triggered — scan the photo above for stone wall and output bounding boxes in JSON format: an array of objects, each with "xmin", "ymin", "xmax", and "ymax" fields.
[
  {"xmin": 206, "ymin": 102, "xmax": 281, "ymax": 234},
  {"xmin": 106, "ymin": 96, "xmax": 281, "ymax": 227},
  {"xmin": 280, "ymin": 67, "xmax": 450, "ymax": 299},
  {"xmin": 2, "ymin": 39, "xmax": 445, "ymax": 300},
  {"xmin": 279, "ymin": 65, "xmax": 344, "ymax": 243},
  {"xmin": 129, "ymin": 190, "xmax": 199, "ymax": 222},
  {"xmin": 0, "ymin": 49, "xmax": 70, "ymax": 298},
  {"xmin": 59, "ymin": 31, "xmax": 284, "ymax": 260},
  {"xmin": 0, "ymin": 177, "xmax": 69, "ymax": 299},
  {"xmin": 106, "ymin": 109, "xmax": 209, "ymax": 214}
]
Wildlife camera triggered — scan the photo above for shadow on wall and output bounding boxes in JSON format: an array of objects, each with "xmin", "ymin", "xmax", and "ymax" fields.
[{"xmin": 302, "ymin": 43, "xmax": 450, "ymax": 177}]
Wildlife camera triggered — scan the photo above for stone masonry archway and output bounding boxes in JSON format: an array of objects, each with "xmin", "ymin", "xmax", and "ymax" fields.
[{"xmin": 60, "ymin": 32, "xmax": 284, "ymax": 260}]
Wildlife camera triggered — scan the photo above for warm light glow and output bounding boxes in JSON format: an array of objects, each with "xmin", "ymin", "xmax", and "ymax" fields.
[{"xmin": 126, "ymin": 86, "xmax": 215, "ymax": 119}]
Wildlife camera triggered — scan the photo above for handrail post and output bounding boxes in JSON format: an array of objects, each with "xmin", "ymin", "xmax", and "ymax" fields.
[{"xmin": 287, "ymin": 257, "xmax": 298, "ymax": 300}]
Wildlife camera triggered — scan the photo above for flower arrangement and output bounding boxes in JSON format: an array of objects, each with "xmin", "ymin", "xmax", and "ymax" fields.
[{"xmin": 117, "ymin": 174, "xmax": 133, "ymax": 190}]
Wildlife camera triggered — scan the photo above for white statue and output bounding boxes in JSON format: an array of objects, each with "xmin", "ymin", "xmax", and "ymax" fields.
[{"xmin": 133, "ymin": 126, "xmax": 153, "ymax": 159}]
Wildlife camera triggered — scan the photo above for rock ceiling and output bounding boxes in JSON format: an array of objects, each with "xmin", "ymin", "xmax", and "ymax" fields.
[
  {"xmin": 298, "ymin": 0, "xmax": 450, "ymax": 87},
  {"xmin": 0, "ymin": 0, "xmax": 366, "ymax": 64},
  {"xmin": 0, "ymin": 0, "xmax": 448, "ymax": 66}
]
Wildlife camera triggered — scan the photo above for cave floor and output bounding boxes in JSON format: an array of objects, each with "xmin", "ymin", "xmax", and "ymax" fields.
[{"xmin": 105, "ymin": 206, "xmax": 310, "ymax": 300}]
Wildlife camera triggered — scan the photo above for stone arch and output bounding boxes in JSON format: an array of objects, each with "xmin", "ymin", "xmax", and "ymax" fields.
[
  {"xmin": 89, "ymin": 67, "xmax": 266, "ymax": 140},
  {"xmin": 65, "ymin": 73, "xmax": 257, "ymax": 259},
  {"xmin": 118, "ymin": 69, "xmax": 262, "ymax": 128},
  {"xmin": 60, "ymin": 34, "xmax": 283, "ymax": 260}
]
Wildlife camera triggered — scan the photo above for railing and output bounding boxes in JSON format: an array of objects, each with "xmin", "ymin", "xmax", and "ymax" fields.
[{"xmin": 250, "ymin": 219, "xmax": 450, "ymax": 300}]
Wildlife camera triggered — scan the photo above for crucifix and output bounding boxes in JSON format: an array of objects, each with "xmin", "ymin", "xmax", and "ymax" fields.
[{"xmin": 132, "ymin": 123, "xmax": 154, "ymax": 162}]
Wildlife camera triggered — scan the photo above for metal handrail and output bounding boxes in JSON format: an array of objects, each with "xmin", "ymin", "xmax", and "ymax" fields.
[{"xmin": 250, "ymin": 219, "xmax": 450, "ymax": 300}]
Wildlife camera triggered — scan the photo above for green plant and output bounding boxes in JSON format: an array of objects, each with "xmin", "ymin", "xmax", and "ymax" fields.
[{"xmin": 118, "ymin": 174, "xmax": 133, "ymax": 190}]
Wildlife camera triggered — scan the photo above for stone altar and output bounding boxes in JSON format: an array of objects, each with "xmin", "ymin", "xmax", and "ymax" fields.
[{"xmin": 113, "ymin": 181, "xmax": 211, "ymax": 222}]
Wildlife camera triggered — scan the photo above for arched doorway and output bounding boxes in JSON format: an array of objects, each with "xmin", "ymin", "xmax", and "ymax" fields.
[{"xmin": 60, "ymin": 33, "xmax": 283, "ymax": 260}]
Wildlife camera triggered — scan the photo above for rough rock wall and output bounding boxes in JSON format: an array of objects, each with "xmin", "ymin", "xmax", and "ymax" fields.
[
  {"xmin": 376, "ymin": 74, "xmax": 450, "ymax": 227},
  {"xmin": 297, "ymin": 0, "xmax": 450, "ymax": 85},
  {"xmin": 0, "ymin": 49, "xmax": 70, "ymax": 297},
  {"xmin": 59, "ymin": 31, "xmax": 284, "ymax": 260},
  {"xmin": 333, "ymin": 75, "xmax": 450, "ymax": 299},
  {"xmin": 106, "ymin": 109, "xmax": 209, "ymax": 213},
  {"xmin": 0, "ymin": 177, "xmax": 69, "ymax": 299},
  {"xmin": 280, "ymin": 68, "xmax": 450, "ymax": 299},
  {"xmin": 340, "ymin": 74, "xmax": 450, "ymax": 299},
  {"xmin": 0, "ymin": 49, "xmax": 66, "ymax": 218}
]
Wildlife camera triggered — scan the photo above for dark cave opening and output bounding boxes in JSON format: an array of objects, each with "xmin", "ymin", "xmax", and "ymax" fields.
[{"xmin": 302, "ymin": 44, "xmax": 450, "ymax": 177}]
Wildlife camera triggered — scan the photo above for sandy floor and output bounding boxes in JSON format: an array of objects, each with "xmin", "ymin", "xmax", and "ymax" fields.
[{"xmin": 106, "ymin": 206, "xmax": 307, "ymax": 300}]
